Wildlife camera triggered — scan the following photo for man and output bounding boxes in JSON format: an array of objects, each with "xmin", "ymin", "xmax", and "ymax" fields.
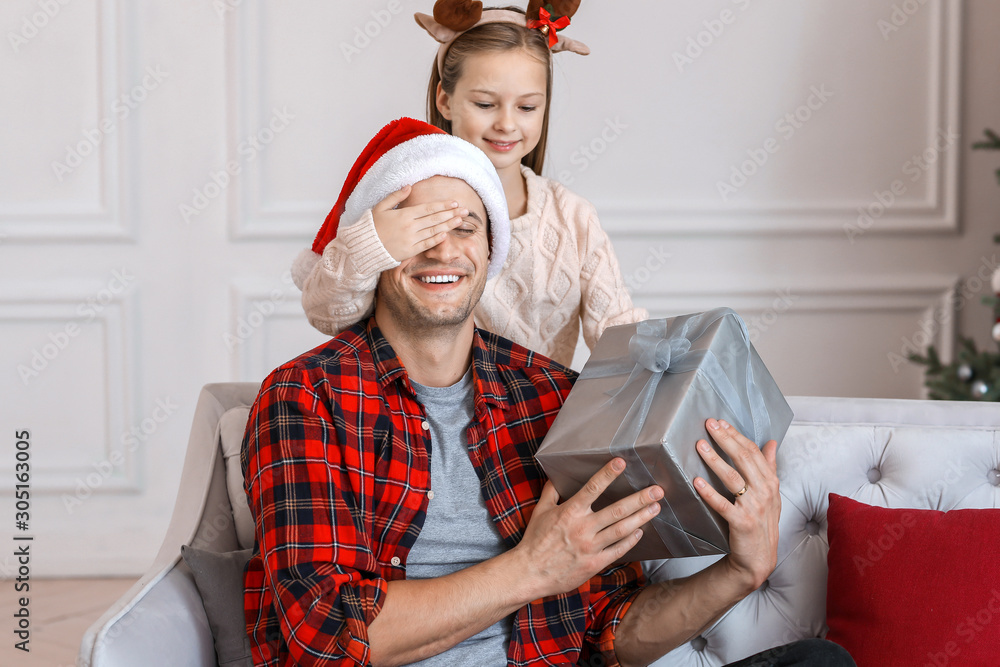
[{"xmin": 243, "ymin": 119, "xmax": 853, "ymax": 667}]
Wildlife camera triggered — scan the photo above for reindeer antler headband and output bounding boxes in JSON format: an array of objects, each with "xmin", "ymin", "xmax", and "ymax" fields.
[{"xmin": 415, "ymin": 1, "xmax": 590, "ymax": 78}]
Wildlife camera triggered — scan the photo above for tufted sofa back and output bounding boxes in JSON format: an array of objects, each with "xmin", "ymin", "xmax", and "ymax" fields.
[{"xmin": 647, "ymin": 396, "xmax": 1000, "ymax": 666}]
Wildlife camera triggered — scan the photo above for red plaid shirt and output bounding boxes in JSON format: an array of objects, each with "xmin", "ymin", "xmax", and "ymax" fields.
[{"xmin": 242, "ymin": 318, "xmax": 644, "ymax": 666}]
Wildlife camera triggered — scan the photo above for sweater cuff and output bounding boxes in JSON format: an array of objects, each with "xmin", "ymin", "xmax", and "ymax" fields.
[{"xmin": 334, "ymin": 209, "xmax": 400, "ymax": 276}]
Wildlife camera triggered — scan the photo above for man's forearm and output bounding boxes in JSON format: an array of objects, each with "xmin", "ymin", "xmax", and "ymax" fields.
[
  {"xmin": 613, "ymin": 558, "xmax": 759, "ymax": 667},
  {"xmin": 367, "ymin": 548, "xmax": 538, "ymax": 667}
]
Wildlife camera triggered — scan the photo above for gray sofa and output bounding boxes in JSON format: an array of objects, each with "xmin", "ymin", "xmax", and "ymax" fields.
[{"xmin": 79, "ymin": 383, "xmax": 1000, "ymax": 666}]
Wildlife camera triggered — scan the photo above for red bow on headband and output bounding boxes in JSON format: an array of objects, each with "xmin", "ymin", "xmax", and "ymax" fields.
[{"xmin": 527, "ymin": 7, "xmax": 571, "ymax": 49}]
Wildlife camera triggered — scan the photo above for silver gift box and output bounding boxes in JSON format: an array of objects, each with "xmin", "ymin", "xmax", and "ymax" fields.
[{"xmin": 535, "ymin": 308, "xmax": 793, "ymax": 560}]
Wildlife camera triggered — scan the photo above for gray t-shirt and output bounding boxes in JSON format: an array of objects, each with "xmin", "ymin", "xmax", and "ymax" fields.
[{"xmin": 406, "ymin": 367, "xmax": 512, "ymax": 667}]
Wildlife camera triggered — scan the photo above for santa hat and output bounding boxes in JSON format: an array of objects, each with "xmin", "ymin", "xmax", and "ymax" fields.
[{"xmin": 292, "ymin": 117, "xmax": 510, "ymax": 288}]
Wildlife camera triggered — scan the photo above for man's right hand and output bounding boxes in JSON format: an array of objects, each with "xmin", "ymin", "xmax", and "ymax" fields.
[
  {"xmin": 368, "ymin": 459, "xmax": 658, "ymax": 665},
  {"xmin": 372, "ymin": 186, "xmax": 469, "ymax": 262},
  {"xmin": 514, "ymin": 458, "xmax": 663, "ymax": 600}
]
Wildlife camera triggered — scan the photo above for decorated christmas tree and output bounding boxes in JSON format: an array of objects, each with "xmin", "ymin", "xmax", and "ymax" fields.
[{"xmin": 908, "ymin": 129, "xmax": 1000, "ymax": 401}]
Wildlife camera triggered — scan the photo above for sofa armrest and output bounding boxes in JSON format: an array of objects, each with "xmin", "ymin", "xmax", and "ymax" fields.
[{"xmin": 80, "ymin": 565, "xmax": 216, "ymax": 667}]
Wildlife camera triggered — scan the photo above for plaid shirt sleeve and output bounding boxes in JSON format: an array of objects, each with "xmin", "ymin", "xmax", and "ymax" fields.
[
  {"xmin": 580, "ymin": 562, "xmax": 645, "ymax": 666},
  {"xmin": 243, "ymin": 364, "xmax": 385, "ymax": 666}
]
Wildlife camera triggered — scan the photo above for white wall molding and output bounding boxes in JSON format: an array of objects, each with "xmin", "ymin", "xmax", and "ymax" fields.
[
  {"xmin": 225, "ymin": 2, "xmax": 963, "ymax": 240},
  {"xmin": 0, "ymin": 0, "xmax": 131, "ymax": 241},
  {"xmin": 634, "ymin": 274, "xmax": 960, "ymax": 398},
  {"xmin": 637, "ymin": 274, "xmax": 960, "ymax": 317},
  {"xmin": 0, "ymin": 281, "xmax": 139, "ymax": 495},
  {"xmin": 227, "ymin": 277, "xmax": 328, "ymax": 381},
  {"xmin": 226, "ymin": 4, "xmax": 323, "ymax": 241},
  {"xmin": 594, "ymin": 2, "xmax": 962, "ymax": 237}
]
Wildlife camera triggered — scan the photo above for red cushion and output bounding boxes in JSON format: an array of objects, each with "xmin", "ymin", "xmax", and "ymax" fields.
[{"xmin": 825, "ymin": 494, "xmax": 1000, "ymax": 667}]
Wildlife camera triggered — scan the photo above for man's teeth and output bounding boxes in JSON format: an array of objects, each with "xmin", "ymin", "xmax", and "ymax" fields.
[{"xmin": 419, "ymin": 275, "xmax": 460, "ymax": 284}]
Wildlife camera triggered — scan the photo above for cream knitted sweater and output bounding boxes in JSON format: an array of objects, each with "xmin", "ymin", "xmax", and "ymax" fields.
[{"xmin": 299, "ymin": 166, "xmax": 647, "ymax": 367}]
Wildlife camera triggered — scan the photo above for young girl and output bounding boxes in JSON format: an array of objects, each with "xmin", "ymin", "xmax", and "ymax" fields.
[{"xmin": 294, "ymin": 1, "xmax": 646, "ymax": 367}]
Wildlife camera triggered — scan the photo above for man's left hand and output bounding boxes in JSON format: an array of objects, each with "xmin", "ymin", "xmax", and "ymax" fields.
[{"xmin": 693, "ymin": 418, "xmax": 780, "ymax": 592}]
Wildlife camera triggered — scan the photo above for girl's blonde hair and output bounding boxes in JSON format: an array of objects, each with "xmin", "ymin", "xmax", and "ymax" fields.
[{"xmin": 426, "ymin": 6, "xmax": 552, "ymax": 174}]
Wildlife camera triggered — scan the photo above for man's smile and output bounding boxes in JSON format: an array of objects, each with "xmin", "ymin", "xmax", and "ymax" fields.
[
  {"xmin": 417, "ymin": 274, "xmax": 462, "ymax": 284},
  {"xmin": 412, "ymin": 269, "xmax": 468, "ymax": 289}
]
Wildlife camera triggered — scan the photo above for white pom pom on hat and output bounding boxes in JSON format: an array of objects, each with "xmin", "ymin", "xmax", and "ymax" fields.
[{"xmin": 292, "ymin": 117, "xmax": 510, "ymax": 289}]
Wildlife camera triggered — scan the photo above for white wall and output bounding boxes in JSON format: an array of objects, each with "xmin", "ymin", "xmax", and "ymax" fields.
[{"xmin": 0, "ymin": 0, "xmax": 997, "ymax": 576}]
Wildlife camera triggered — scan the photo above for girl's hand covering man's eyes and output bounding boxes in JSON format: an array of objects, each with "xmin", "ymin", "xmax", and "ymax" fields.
[{"xmin": 372, "ymin": 185, "xmax": 470, "ymax": 262}]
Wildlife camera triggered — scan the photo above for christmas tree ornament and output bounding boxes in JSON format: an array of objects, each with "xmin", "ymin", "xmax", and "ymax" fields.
[
  {"xmin": 971, "ymin": 380, "xmax": 989, "ymax": 399},
  {"xmin": 907, "ymin": 154, "xmax": 999, "ymax": 402}
]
